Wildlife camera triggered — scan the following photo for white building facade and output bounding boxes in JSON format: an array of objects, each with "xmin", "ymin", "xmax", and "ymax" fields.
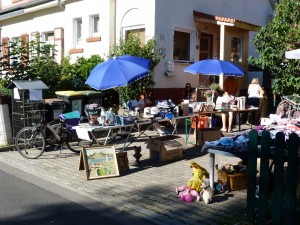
[{"xmin": 0, "ymin": 0, "xmax": 274, "ymax": 103}]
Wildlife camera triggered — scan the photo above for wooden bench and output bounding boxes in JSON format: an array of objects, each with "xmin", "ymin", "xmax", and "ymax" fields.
[{"xmin": 246, "ymin": 130, "xmax": 299, "ymax": 225}]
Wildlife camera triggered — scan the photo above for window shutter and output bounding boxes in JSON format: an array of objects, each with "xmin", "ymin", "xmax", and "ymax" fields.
[
  {"xmin": 20, "ymin": 33, "xmax": 29, "ymax": 66},
  {"xmin": 1, "ymin": 37, "xmax": 10, "ymax": 69}
]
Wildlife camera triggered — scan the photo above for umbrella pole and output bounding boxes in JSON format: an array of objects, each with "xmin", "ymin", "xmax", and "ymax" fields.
[{"xmin": 198, "ymin": 75, "xmax": 210, "ymax": 88}]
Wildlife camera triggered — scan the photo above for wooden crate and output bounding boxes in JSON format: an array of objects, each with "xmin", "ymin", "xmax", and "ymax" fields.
[
  {"xmin": 217, "ymin": 170, "xmax": 247, "ymax": 191},
  {"xmin": 116, "ymin": 152, "xmax": 129, "ymax": 172}
]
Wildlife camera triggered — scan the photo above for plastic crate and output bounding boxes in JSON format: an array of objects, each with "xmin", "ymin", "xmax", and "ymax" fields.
[{"xmin": 217, "ymin": 170, "xmax": 247, "ymax": 191}]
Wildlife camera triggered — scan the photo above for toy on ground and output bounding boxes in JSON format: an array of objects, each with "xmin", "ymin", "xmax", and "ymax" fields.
[
  {"xmin": 176, "ymin": 185, "xmax": 200, "ymax": 203},
  {"xmin": 199, "ymin": 179, "xmax": 214, "ymax": 204},
  {"xmin": 176, "ymin": 161, "xmax": 210, "ymax": 202},
  {"xmin": 187, "ymin": 161, "xmax": 209, "ymax": 192}
]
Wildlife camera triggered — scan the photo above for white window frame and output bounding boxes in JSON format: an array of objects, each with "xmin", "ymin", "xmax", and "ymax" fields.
[
  {"xmin": 74, "ymin": 17, "xmax": 83, "ymax": 48},
  {"xmin": 11, "ymin": 37, "xmax": 21, "ymax": 64},
  {"xmin": 41, "ymin": 31, "xmax": 54, "ymax": 44},
  {"xmin": 41, "ymin": 31, "xmax": 55, "ymax": 57},
  {"xmin": 173, "ymin": 26, "xmax": 196, "ymax": 62},
  {"xmin": 90, "ymin": 14, "xmax": 99, "ymax": 37}
]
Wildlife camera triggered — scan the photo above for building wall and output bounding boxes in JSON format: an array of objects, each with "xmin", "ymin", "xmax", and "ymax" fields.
[{"xmin": 0, "ymin": 0, "xmax": 274, "ymax": 102}]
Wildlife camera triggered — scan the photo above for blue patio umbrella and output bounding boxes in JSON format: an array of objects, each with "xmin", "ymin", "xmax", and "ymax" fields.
[
  {"xmin": 85, "ymin": 55, "xmax": 151, "ymax": 90},
  {"xmin": 183, "ymin": 59, "xmax": 246, "ymax": 77}
]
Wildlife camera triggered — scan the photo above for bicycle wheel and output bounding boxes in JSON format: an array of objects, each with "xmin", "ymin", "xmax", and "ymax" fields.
[
  {"xmin": 15, "ymin": 127, "xmax": 46, "ymax": 159},
  {"xmin": 66, "ymin": 129, "xmax": 92, "ymax": 153}
]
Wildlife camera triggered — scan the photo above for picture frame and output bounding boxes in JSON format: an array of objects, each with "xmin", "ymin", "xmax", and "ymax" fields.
[{"xmin": 81, "ymin": 145, "xmax": 120, "ymax": 180}]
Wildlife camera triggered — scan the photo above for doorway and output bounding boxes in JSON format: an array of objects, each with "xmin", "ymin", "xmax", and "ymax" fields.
[{"xmin": 199, "ymin": 33, "xmax": 218, "ymax": 86}]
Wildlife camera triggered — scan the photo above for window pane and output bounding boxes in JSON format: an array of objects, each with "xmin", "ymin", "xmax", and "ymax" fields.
[
  {"xmin": 77, "ymin": 18, "xmax": 82, "ymax": 42},
  {"xmin": 230, "ymin": 37, "xmax": 242, "ymax": 62},
  {"xmin": 93, "ymin": 16, "xmax": 99, "ymax": 33},
  {"xmin": 173, "ymin": 31, "xmax": 190, "ymax": 61},
  {"xmin": 44, "ymin": 32, "xmax": 54, "ymax": 42},
  {"xmin": 125, "ymin": 28, "xmax": 145, "ymax": 44}
]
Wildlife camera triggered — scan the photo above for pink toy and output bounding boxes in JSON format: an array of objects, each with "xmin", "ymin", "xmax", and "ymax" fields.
[{"xmin": 176, "ymin": 185, "xmax": 200, "ymax": 202}]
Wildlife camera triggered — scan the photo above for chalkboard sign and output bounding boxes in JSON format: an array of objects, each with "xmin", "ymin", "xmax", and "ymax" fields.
[{"xmin": 81, "ymin": 146, "xmax": 120, "ymax": 180}]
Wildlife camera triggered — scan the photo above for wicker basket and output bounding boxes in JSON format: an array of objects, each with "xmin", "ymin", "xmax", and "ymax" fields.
[{"xmin": 217, "ymin": 170, "xmax": 247, "ymax": 191}]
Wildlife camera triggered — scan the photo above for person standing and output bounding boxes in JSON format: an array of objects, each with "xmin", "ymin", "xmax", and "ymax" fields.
[
  {"xmin": 246, "ymin": 77, "xmax": 264, "ymax": 125},
  {"xmin": 223, "ymin": 76, "xmax": 239, "ymax": 97},
  {"xmin": 216, "ymin": 90, "xmax": 234, "ymax": 133}
]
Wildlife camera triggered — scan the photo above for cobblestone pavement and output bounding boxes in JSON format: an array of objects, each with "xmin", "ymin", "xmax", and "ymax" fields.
[{"xmin": 0, "ymin": 125, "xmax": 252, "ymax": 225}]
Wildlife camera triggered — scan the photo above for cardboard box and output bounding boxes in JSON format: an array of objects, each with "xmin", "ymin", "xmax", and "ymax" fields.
[
  {"xmin": 197, "ymin": 128, "xmax": 222, "ymax": 146},
  {"xmin": 147, "ymin": 135, "xmax": 186, "ymax": 162}
]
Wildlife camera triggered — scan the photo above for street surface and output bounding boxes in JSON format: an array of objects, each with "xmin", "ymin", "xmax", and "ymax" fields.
[{"xmin": 0, "ymin": 162, "xmax": 154, "ymax": 225}]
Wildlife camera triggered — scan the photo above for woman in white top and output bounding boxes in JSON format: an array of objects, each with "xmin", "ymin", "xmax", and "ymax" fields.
[
  {"xmin": 246, "ymin": 77, "xmax": 264, "ymax": 124},
  {"xmin": 216, "ymin": 90, "xmax": 234, "ymax": 133}
]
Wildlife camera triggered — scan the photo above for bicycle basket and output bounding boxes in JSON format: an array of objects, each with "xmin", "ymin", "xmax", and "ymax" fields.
[{"xmin": 60, "ymin": 111, "xmax": 81, "ymax": 127}]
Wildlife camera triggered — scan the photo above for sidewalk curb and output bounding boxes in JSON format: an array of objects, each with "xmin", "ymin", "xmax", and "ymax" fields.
[{"xmin": 0, "ymin": 145, "xmax": 13, "ymax": 152}]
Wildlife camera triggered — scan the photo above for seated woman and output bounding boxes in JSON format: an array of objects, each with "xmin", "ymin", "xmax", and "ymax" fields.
[
  {"xmin": 127, "ymin": 93, "xmax": 146, "ymax": 111},
  {"xmin": 216, "ymin": 90, "xmax": 234, "ymax": 133}
]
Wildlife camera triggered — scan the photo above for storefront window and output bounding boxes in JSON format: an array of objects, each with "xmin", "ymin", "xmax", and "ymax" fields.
[{"xmin": 230, "ymin": 37, "xmax": 242, "ymax": 62}]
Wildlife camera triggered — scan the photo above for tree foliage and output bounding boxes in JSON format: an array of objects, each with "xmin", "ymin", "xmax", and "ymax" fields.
[
  {"xmin": 0, "ymin": 35, "xmax": 62, "ymax": 98},
  {"xmin": 108, "ymin": 34, "xmax": 164, "ymax": 104},
  {"xmin": 60, "ymin": 55, "xmax": 104, "ymax": 91},
  {"xmin": 249, "ymin": 0, "xmax": 300, "ymax": 96}
]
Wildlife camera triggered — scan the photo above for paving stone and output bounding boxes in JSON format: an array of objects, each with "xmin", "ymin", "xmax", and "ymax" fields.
[{"xmin": 0, "ymin": 124, "xmax": 252, "ymax": 224}]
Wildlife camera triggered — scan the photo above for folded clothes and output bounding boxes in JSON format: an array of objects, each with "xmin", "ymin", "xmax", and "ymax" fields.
[{"xmin": 219, "ymin": 137, "xmax": 234, "ymax": 147}]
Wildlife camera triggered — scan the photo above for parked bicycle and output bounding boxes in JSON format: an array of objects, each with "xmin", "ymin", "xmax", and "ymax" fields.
[{"xmin": 15, "ymin": 110, "xmax": 91, "ymax": 159}]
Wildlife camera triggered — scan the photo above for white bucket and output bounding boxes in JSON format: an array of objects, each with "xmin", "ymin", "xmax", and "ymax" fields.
[
  {"xmin": 237, "ymin": 97, "xmax": 246, "ymax": 110},
  {"xmin": 0, "ymin": 97, "xmax": 12, "ymax": 146}
]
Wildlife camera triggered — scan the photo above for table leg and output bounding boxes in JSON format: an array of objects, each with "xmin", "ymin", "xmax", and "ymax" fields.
[
  {"xmin": 250, "ymin": 110, "xmax": 253, "ymax": 129},
  {"xmin": 209, "ymin": 152, "xmax": 215, "ymax": 188},
  {"xmin": 238, "ymin": 111, "xmax": 241, "ymax": 131},
  {"xmin": 121, "ymin": 125, "xmax": 134, "ymax": 151}
]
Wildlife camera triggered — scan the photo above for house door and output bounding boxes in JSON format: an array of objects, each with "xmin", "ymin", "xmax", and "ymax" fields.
[
  {"xmin": 199, "ymin": 33, "xmax": 217, "ymax": 86},
  {"xmin": 199, "ymin": 33, "xmax": 213, "ymax": 60}
]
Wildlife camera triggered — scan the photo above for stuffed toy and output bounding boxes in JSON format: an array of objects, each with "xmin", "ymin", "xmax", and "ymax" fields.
[
  {"xmin": 177, "ymin": 186, "xmax": 200, "ymax": 202},
  {"xmin": 199, "ymin": 179, "xmax": 214, "ymax": 204},
  {"xmin": 176, "ymin": 161, "xmax": 209, "ymax": 202},
  {"xmin": 187, "ymin": 161, "xmax": 209, "ymax": 192}
]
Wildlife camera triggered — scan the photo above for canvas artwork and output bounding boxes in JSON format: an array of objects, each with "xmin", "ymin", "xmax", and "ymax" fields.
[{"xmin": 82, "ymin": 146, "xmax": 120, "ymax": 180}]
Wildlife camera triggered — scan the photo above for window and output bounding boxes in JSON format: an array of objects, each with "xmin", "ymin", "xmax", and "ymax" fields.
[
  {"xmin": 11, "ymin": 37, "xmax": 21, "ymax": 64},
  {"xmin": 125, "ymin": 28, "xmax": 145, "ymax": 45},
  {"xmin": 74, "ymin": 18, "xmax": 82, "ymax": 47},
  {"xmin": 173, "ymin": 27, "xmax": 195, "ymax": 62},
  {"xmin": 90, "ymin": 15, "xmax": 99, "ymax": 36},
  {"xmin": 230, "ymin": 37, "xmax": 242, "ymax": 62},
  {"xmin": 41, "ymin": 32, "xmax": 55, "ymax": 57},
  {"xmin": 42, "ymin": 32, "xmax": 54, "ymax": 44}
]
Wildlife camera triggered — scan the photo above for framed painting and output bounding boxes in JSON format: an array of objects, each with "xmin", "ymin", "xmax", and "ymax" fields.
[{"xmin": 82, "ymin": 145, "xmax": 120, "ymax": 180}]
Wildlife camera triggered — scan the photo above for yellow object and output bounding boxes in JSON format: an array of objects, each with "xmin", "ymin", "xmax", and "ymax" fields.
[
  {"xmin": 55, "ymin": 91, "xmax": 84, "ymax": 96},
  {"xmin": 188, "ymin": 161, "xmax": 209, "ymax": 192}
]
